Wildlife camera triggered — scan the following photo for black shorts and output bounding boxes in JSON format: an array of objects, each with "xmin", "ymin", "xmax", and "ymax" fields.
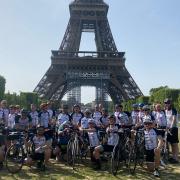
[
  {"xmin": 145, "ymin": 149, "xmax": 154, "ymax": 162},
  {"xmin": 156, "ymin": 129, "xmax": 166, "ymax": 138},
  {"xmin": 101, "ymin": 145, "xmax": 114, "ymax": 152},
  {"xmin": 167, "ymin": 127, "xmax": 179, "ymax": 144},
  {"xmin": 30, "ymin": 153, "xmax": 44, "ymax": 161}
]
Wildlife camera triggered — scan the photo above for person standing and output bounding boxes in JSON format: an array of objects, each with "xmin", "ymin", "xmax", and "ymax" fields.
[{"xmin": 164, "ymin": 99, "xmax": 179, "ymax": 163}]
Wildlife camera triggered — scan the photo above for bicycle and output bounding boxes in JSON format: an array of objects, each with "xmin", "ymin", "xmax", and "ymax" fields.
[
  {"xmin": 128, "ymin": 128, "xmax": 145, "ymax": 174},
  {"xmin": 110, "ymin": 128, "xmax": 131, "ymax": 176},
  {"xmin": 5, "ymin": 131, "xmax": 34, "ymax": 173}
]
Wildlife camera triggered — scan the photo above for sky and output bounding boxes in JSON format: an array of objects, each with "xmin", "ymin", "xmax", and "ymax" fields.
[{"xmin": 0, "ymin": 0, "xmax": 180, "ymax": 104}]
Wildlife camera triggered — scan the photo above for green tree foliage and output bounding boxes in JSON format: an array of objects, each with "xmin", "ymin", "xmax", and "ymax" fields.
[
  {"xmin": 0, "ymin": 75, "xmax": 6, "ymax": 100},
  {"xmin": 136, "ymin": 96, "xmax": 150, "ymax": 104},
  {"xmin": 4, "ymin": 92, "xmax": 39, "ymax": 109}
]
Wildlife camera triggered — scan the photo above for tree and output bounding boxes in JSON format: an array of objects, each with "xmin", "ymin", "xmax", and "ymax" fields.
[{"xmin": 0, "ymin": 75, "xmax": 6, "ymax": 100}]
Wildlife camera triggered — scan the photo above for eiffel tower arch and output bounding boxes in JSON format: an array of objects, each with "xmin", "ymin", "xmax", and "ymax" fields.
[{"xmin": 34, "ymin": 0, "xmax": 143, "ymax": 106}]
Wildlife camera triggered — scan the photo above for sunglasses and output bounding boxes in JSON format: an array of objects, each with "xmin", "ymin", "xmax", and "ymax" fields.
[{"xmin": 144, "ymin": 123, "xmax": 152, "ymax": 125}]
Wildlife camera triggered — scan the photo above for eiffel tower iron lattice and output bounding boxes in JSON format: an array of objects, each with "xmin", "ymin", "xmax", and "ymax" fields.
[{"xmin": 34, "ymin": 0, "xmax": 143, "ymax": 105}]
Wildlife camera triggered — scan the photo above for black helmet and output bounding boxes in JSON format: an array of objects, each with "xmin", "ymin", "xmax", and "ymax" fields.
[
  {"xmin": 142, "ymin": 105, "xmax": 150, "ymax": 111},
  {"xmin": 21, "ymin": 109, "xmax": 28, "ymax": 115},
  {"xmin": 164, "ymin": 98, "xmax": 171, "ymax": 104}
]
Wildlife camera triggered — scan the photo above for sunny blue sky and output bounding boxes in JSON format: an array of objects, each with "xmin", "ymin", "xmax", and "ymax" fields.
[{"xmin": 0, "ymin": 0, "xmax": 180, "ymax": 103}]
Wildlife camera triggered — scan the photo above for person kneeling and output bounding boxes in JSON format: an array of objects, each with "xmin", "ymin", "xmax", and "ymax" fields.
[
  {"xmin": 25, "ymin": 126, "xmax": 52, "ymax": 170},
  {"xmin": 144, "ymin": 117, "xmax": 163, "ymax": 177},
  {"xmin": 93, "ymin": 115, "xmax": 119, "ymax": 170}
]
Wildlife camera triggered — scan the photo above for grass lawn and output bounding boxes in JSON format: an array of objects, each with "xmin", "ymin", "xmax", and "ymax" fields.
[{"xmin": 1, "ymin": 128, "xmax": 180, "ymax": 180}]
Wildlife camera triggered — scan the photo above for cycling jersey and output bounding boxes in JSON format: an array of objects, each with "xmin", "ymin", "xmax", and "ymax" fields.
[
  {"xmin": 57, "ymin": 113, "xmax": 71, "ymax": 125},
  {"xmin": 118, "ymin": 112, "xmax": 129, "ymax": 126},
  {"xmin": 7, "ymin": 113, "xmax": 16, "ymax": 129},
  {"xmin": 29, "ymin": 111, "xmax": 39, "ymax": 127},
  {"xmin": 39, "ymin": 111, "xmax": 50, "ymax": 128},
  {"xmin": 131, "ymin": 110, "xmax": 139, "ymax": 125},
  {"xmin": 99, "ymin": 115, "xmax": 109, "ymax": 126},
  {"xmin": 32, "ymin": 135, "xmax": 48, "ymax": 153},
  {"xmin": 15, "ymin": 116, "xmax": 30, "ymax": 130},
  {"xmin": 88, "ymin": 130, "xmax": 100, "ymax": 147},
  {"xmin": 144, "ymin": 128, "xmax": 157, "ymax": 150},
  {"xmin": 80, "ymin": 117, "xmax": 90, "ymax": 129},
  {"xmin": 92, "ymin": 111, "xmax": 102, "ymax": 126},
  {"xmin": 71, "ymin": 112, "xmax": 83, "ymax": 126},
  {"xmin": 165, "ymin": 109, "xmax": 177, "ymax": 128},
  {"xmin": 47, "ymin": 109, "xmax": 54, "ymax": 119},
  {"xmin": 154, "ymin": 111, "xmax": 167, "ymax": 127},
  {"xmin": 106, "ymin": 126, "xmax": 119, "ymax": 146},
  {"xmin": 114, "ymin": 111, "xmax": 120, "ymax": 124}
]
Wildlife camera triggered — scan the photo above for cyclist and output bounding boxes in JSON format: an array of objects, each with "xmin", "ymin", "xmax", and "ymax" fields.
[
  {"xmin": 131, "ymin": 104, "xmax": 139, "ymax": 126},
  {"xmin": 39, "ymin": 103, "xmax": 51, "ymax": 128},
  {"xmin": 99, "ymin": 108, "xmax": 109, "ymax": 128},
  {"xmin": 143, "ymin": 117, "xmax": 163, "ymax": 177},
  {"xmin": 7, "ymin": 105, "xmax": 16, "ymax": 130},
  {"xmin": 79, "ymin": 109, "xmax": 91, "ymax": 130},
  {"xmin": 93, "ymin": 115, "xmax": 119, "ymax": 170},
  {"xmin": 164, "ymin": 98, "xmax": 179, "ymax": 163},
  {"xmin": 15, "ymin": 109, "xmax": 32, "ymax": 131},
  {"xmin": 71, "ymin": 104, "xmax": 84, "ymax": 127},
  {"xmin": 153, "ymin": 103, "xmax": 167, "ymax": 167},
  {"xmin": 53, "ymin": 120, "xmax": 72, "ymax": 161},
  {"xmin": 92, "ymin": 104, "xmax": 102, "ymax": 127},
  {"xmin": 57, "ymin": 104, "xmax": 71, "ymax": 126},
  {"xmin": 83, "ymin": 119, "xmax": 100, "ymax": 163},
  {"xmin": 138, "ymin": 103, "xmax": 145, "ymax": 126},
  {"xmin": 29, "ymin": 104, "xmax": 39, "ymax": 128},
  {"xmin": 0, "ymin": 123, "xmax": 6, "ymax": 170},
  {"xmin": 25, "ymin": 126, "xmax": 52, "ymax": 170},
  {"xmin": 0, "ymin": 100, "xmax": 9, "ymax": 126}
]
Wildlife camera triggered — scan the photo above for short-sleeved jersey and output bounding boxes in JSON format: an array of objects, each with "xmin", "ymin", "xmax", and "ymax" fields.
[
  {"xmin": 106, "ymin": 125, "xmax": 119, "ymax": 146},
  {"xmin": 165, "ymin": 108, "xmax": 177, "ymax": 128},
  {"xmin": 154, "ymin": 111, "xmax": 167, "ymax": 127},
  {"xmin": 144, "ymin": 128, "xmax": 158, "ymax": 150},
  {"xmin": 131, "ymin": 110, "xmax": 139, "ymax": 125},
  {"xmin": 29, "ymin": 111, "xmax": 39, "ymax": 127},
  {"xmin": 32, "ymin": 135, "xmax": 48, "ymax": 153},
  {"xmin": 57, "ymin": 113, "xmax": 71, "ymax": 126},
  {"xmin": 15, "ymin": 116, "xmax": 30, "ymax": 130},
  {"xmin": 100, "ymin": 115, "xmax": 109, "ymax": 126},
  {"xmin": 88, "ymin": 130, "xmax": 100, "ymax": 147},
  {"xmin": 8, "ymin": 113, "xmax": 16, "ymax": 129},
  {"xmin": 71, "ymin": 112, "xmax": 84, "ymax": 126},
  {"xmin": 80, "ymin": 117, "xmax": 90, "ymax": 129},
  {"xmin": 118, "ymin": 112, "xmax": 129, "ymax": 126},
  {"xmin": 39, "ymin": 111, "xmax": 50, "ymax": 128}
]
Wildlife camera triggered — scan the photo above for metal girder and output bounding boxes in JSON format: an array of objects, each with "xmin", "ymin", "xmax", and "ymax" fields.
[{"xmin": 34, "ymin": 0, "xmax": 143, "ymax": 104}]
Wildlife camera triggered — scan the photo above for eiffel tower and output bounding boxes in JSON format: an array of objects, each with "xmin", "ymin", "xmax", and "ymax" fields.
[{"xmin": 34, "ymin": 0, "xmax": 143, "ymax": 106}]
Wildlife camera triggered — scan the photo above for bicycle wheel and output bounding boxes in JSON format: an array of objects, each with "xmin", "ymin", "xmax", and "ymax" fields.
[
  {"xmin": 5, "ymin": 143, "xmax": 24, "ymax": 173},
  {"xmin": 162, "ymin": 146, "xmax": 169, "ymax": 164},
  {"xmin": 127, "ymin": 146, "xmax": 137, "ymax": 174},
  {"xmin": 72, "ymin": 138, "xmax": 80, "ymax": 170},
  {"xmin": 111, "ymin": 145, "xmax": 120, "ymax": 176},
  {"xmin": 67, "ymin": 139, "xmax": 73, "ymax": 165}
]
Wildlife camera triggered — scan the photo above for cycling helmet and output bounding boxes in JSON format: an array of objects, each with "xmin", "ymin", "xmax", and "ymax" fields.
[
  {"xmin": 21, "ymin": 109, "xmax": 28, "ymax": 115},
  {"xmin": 138, "ymin": 103, "xmax": 144, "ymax": 108},
  {"xmin": 108, "ymin": 114, "xmax": 116, "ymax": 120},
  {"xmin": 142, "ymin": 105, "xmax": 150, "ymax": 111},
  {"xmin": 164, "ymin": 98, "xmax": 171, "ymax": 104},
  {"xmin": 132, "ymin": 104, "xmax": 138, "ymax": 108},
  {"xmin": 84, "ymin": 109, "xmax": 91, "ymax": 114},
  {"xmin": 73, "ymin": 104, "xmax": 80, "ymax": 108},
  {"xmin": 143, "ymin": 117, "xmax": 153, "ymax": 124},
  {"xmin": 88, "ymin": 119, "xmax": 95, "ymax": 124}
]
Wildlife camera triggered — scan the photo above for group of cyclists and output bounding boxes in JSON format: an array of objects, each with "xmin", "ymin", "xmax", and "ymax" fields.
[{"xmin": 0, "ymin": 98, "xmax": 179, "ymax": 177}]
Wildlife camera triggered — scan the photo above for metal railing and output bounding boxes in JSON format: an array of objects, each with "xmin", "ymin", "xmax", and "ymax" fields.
[{"xmin": 51, "ymin": 50, "xmax": 125, "ymax": 58}]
